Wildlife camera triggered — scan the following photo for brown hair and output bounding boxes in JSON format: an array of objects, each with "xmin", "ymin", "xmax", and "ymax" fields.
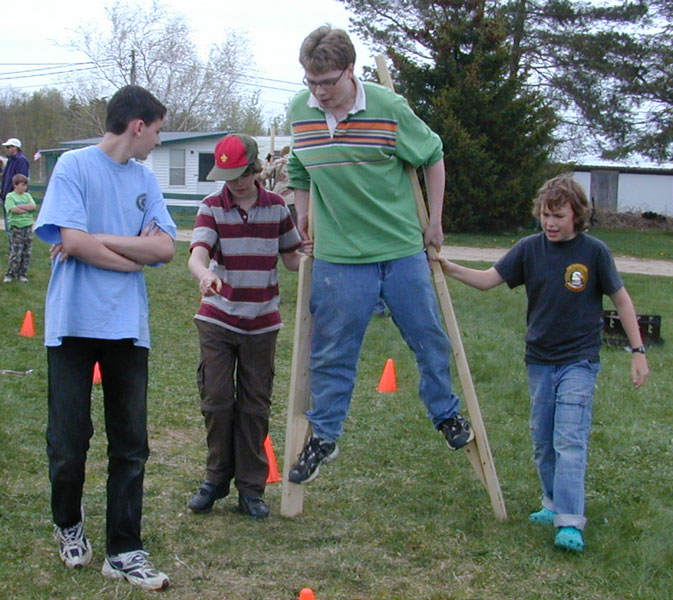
[
  {"xmin": 299, "ymin": 25, "xmax": 356, "ymax": 73},
  {"xmin": 532, "ymin": 174, "xmax": 591, "ymax": 232},
  {"xmin": 12, "ymin": 173, "xmax": 28, "ymax": 186}
]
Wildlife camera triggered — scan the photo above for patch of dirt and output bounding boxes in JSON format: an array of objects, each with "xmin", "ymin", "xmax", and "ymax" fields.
[{"xmin": 592, "ymin": 210, "xmax": 673, "ymax": 231}]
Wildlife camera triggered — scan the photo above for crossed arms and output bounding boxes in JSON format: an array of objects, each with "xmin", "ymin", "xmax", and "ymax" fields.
[{"xmin": 53, "ymin": 222, "xmax": 175, "ymax": 272}]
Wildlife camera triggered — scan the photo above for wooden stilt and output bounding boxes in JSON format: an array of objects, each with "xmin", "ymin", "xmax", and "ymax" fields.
[
  {"xmin": 376, "ymin": 56, "xmax": 507, "ymax": 520},
  {"xmin": 280, "ymin": 251, "xmax": 313, "ymax": 517}
]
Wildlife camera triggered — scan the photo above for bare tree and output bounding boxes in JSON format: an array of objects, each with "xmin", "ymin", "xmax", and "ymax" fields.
[{"xmin": 66, "ymin": 0, "xmax": 262, "ymax": 132}]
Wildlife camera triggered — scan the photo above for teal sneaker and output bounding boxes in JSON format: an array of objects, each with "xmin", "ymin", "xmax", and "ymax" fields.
[
  {"xmin": 529, "ymin": 507, "xmax": 555, "ymax": 525},
  {"xmin": 554, "ymin": 526, "xmax": 584, "ymax": 552}
]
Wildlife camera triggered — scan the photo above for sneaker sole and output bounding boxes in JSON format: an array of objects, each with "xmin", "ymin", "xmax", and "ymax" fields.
[
  {"xmin": 445, "ymin": 427, "xmax": 475, "ymax": 451},
  {"xmin": 102, "ymin": 560, "xmax": 170, "ymax": 591},
  {"xmin": 290, "ymin": 445, "xmax": 339, "ymax": 485},
  {"xmin": 63, "ymin": 550, "xmax": 93, "ymax": 569}
]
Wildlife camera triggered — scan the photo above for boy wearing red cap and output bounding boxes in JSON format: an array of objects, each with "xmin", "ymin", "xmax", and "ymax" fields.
[{"xmin": 187, "ymin": 134, "xmax": 308, "ymax": 518}]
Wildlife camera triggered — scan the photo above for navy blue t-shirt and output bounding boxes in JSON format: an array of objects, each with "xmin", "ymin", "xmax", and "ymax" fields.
[{"xmin": 494, "ymin": 232, "xmax": 623, "ymax": 364}]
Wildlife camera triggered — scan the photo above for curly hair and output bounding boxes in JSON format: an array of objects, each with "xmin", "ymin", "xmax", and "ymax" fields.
[{"xmin": 532, "ymin": 174, "xmax": 591, "ymax": 232}]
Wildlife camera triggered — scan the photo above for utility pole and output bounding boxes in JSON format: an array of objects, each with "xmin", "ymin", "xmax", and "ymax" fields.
[{"xmin": 130, "ymin": 50, "xmax": 137, "ymax": 85}]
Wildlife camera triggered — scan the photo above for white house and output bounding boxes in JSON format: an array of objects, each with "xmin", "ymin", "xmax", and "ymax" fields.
[
  {"xmin": 570, "ymin": 158, "xmax": 673, "ymax": 215},
  {"xmin": 40, "ymin": 135, "xmax": 673, "ymax": 215},
  {"xmin": 39, "ymin": 132, "xmax": 293, "ymax": 206}
]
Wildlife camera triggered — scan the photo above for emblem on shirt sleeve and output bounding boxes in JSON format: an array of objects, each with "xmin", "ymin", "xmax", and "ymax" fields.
[
  {"xmin": 564, "ymin": 263, "xmax": 589, "ymax": 292},
  {"xmin": 136, "ymin": 193, "xmax": 147, "ymax": 211}
]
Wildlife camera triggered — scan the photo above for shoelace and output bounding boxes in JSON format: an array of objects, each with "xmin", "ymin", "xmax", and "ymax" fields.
[
  {"xmin": 297, "ymin": 438, "xmax": 322, "ymax": 465},
  {"xmin": 60, "ymin": 523, "xmax": 84, "ymax": 544},
  {"xmin": 123, "ymin": 551, "xmax": 159, "ymax": 575}
]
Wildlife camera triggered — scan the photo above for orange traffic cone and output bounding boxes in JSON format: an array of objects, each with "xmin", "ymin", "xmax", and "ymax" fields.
[
  {"xmin": 264, "ymin": 434, "xmax": 282, "ymax": 483},
  {"xmin": 92, "ymin": 362, "xmax": 102, "ymax": 385},
  {"xmin": 299, "ymin": 589, "xmax": 315, "ymax": 600},
  {"xmin": 376, "ymin": 358, "xmax": 397, "ymax": 393},
  {"xmin": 19, "ymin": 310, "xmax": 35, "ymax": 337}
]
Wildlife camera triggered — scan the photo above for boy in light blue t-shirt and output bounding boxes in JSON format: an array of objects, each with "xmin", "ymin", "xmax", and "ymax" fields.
[{"xmin": 35, "ymin": 85, "xmax": 176, "ymax": 591}]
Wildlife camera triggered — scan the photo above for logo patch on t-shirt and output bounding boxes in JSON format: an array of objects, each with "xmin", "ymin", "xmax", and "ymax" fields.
[
  {"xmin": 136, "ymin": 193, "xmax": 147, "ymax": 211},
  {"xmin": 565, "ymin": 263, "xmax": 589, "ymax": 292}
]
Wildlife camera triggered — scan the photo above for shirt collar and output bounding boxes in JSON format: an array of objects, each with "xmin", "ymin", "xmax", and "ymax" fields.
[
  {"xmin": 218, "ymin": 180, "xmax": 271, "ymax": 210},
  {"xmin": 307, "ymin": 75, "xmax": 367, "ymax": 116}
]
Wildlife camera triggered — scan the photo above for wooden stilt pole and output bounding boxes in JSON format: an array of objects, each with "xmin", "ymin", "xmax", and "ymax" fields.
[
  {"xmin": 280, "ymin": 251, "xmax": 313, "ymax": 517},
  {"xmin": 281, "ymin": 201, "xmax": 314, "ymax": 517},
  {"xmin": 376, "ymin": 55, "xmax": 507, "ymax": 520}
]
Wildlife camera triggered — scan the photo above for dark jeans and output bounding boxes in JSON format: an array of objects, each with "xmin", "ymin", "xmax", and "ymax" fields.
[
  {"xmin": 47, "ymin": 337, "xmax": 149, "ymax": 555},
  {"xmin": 196, "ymin": 320, "xmax": 277, "ymax": 497}
]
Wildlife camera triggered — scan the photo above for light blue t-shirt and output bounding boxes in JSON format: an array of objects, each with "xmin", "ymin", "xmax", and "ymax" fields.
[{"xmin": 35, "ymin": 145, "xmax": 176, "ymax": 348}]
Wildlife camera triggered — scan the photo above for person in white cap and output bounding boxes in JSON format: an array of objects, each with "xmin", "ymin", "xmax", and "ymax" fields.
[{"xmin": 1, "ymin": 138, "xmax": 30, "ymax": 241}]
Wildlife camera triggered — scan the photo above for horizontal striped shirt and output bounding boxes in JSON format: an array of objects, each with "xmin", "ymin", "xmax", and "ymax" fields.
[
  {"xmin": 190, "ymin": 182, "xmax": 302, "ymax": 334},
  {"xmin": 287, "ymin": 81, "xmax": 444, "ymax": 263}
]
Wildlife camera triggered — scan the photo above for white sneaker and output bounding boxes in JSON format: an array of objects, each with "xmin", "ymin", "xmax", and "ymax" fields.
[
  {"xmin": 102, "ymin": 550, "xmax": 169, "ymax": 591},
  {"xmin": 2, "ymin": 276, "xmax": 12, "ymax": 283},
  {"xmin": 18, "ymin": 276, "xmax": 28, "ymax": 282},
  {"xmin": 53, "ymin": 519, "xmax": 93, "ymax": 568}
]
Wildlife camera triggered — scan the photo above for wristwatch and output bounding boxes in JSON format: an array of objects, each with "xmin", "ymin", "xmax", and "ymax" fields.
[{"xmin": 630, "ymin": 345, "xmax": 647, "ymax": 354}]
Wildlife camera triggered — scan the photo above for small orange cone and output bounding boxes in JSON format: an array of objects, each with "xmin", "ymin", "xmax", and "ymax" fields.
[
  {"xmin": 92, "ymin": 362, "xmax": 102, "ymax": 385},
  {"xmin": 299, "ymin": 589, "xmax": 315, "ymax": 600},
  {"xmin": 19, "ymin": 310, "xmax": 35, "ymax": 337},
  {"xmin": 376, "ymin": 358, "xmax": 397, "ymax": 393},
  {"xmin": 264, "ymin": 434, "xmax": 282, "ymax": 483}
]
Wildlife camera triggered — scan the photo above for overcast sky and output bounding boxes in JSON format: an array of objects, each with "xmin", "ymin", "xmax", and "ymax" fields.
[{"xmin": 1, "ymin": 0, "xmax": 375, "ymax": 121}]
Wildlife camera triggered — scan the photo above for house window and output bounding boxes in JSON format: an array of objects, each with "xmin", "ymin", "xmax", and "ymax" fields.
[
  {"xmin": 169, "ymin": 149, "xmax": 186, "ymax": 186},
  {"xmin": 198, "ymin": 152, "xmax": 214, "ymax": 182}
]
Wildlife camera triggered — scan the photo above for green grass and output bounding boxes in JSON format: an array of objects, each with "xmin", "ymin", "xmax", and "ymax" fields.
[
  {"xmin": 446, "ymin": 228, "xmax": 673, "ymax": 260},
  {"xmin": 1, "ymin": 237, "xmax": 672, "ymax": 599},
  {"xmin": 170, "ymin": 207, "xmax": 673, "ymax": 261}
]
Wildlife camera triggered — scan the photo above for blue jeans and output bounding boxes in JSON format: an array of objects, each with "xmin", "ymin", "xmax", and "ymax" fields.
[
  {"xmin": 527, "ymin": 360, "xmax": 600, "ymax": 530},
  {"xmin": 307, "ymin": 251, "xmax": 460, "ymax": 441},
  {"xmin": 47, "ymin": 337, "xmax": 149, "ymax": 555}
]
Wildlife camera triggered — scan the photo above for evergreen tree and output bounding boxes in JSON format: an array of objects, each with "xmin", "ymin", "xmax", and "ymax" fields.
[{"xmin": 342, "ymin": 0, "xmax": 558, "ymax": 231}]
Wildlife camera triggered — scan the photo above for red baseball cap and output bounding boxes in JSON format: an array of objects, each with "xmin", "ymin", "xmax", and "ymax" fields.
[{"xmin": 206, "ymin": 134, "xmax": 259, "ymax": 181}]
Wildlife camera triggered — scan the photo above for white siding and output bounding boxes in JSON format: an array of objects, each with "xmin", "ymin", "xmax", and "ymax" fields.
[
  {"xmin": 141, "ymin": 135, "xmax": 292, "ymax": 202},
  {"xmin": 572, "ymin": 171, "xmax": 591, "ymax": 198},
  {"xmin": 618, "ymin": 173, "xmax": 673, "ymax": 215},
  {"xmin": 572, "ymin": 170, "xmax": 673, "ymax": 215}
]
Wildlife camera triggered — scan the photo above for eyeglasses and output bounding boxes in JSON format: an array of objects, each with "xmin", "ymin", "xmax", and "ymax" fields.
[{"xmin": 302, "ymin": 68, "xmax": 347, "ymax": 91}]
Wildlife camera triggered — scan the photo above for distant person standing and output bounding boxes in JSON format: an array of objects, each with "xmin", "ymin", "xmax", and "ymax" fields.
[
  {"xmin": 1, "ymin": 138, "xmax": 30, "ymax": 240},
  {"xmin": 3, "ymin": 173, "xmax": 36, "ymax": 283}
]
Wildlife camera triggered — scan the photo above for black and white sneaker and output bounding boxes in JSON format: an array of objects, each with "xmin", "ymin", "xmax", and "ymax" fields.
[
  {"xmin": 53, "ymin": 513, "xmax": 92, "ymax": 568},
  {"xmin": 439, "ymin": 413, "xmax": 475, "ymax": 450},
  {"xmin": 288, "ymin": 435, "xmax": 339, "ymax": 484},
  {"xmin": 102, "ymin": 550, "xmax": 169, "ymax": 591}
]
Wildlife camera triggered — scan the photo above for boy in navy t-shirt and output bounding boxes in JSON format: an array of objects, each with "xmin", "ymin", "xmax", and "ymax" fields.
[{"xmin": 436, "ymin": 174, "xmax": 649, "ymax": 552}]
